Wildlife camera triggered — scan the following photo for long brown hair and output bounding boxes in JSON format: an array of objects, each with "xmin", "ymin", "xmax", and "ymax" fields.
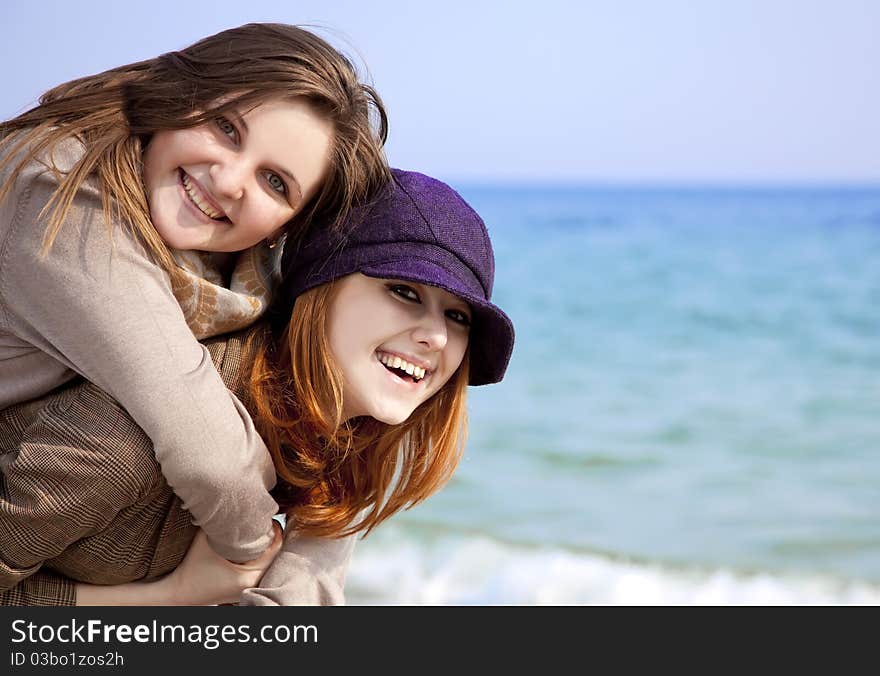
[
  {"xmin": 0, "ymin": 23, "xmax": 390, "ymax": 272},
  {"xmin": 247, "ymin": 283, "xmax": 470, "ymax": 538}
]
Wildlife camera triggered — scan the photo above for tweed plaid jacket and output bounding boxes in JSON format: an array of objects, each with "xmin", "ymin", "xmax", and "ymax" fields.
[{"xmin": 0, "ymin": 329, "xmax": 353, "ymax": 606}]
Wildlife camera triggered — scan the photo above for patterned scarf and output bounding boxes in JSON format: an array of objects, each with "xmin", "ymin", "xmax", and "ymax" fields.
[{"xmin": 170, "ymin": 243, "xmax": 277, "ymax": 340}]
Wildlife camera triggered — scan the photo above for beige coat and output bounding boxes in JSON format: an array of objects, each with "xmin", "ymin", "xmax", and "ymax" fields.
[{"xmin": 0, "ymin": 138, "xmax": 277, "ymax": 562}]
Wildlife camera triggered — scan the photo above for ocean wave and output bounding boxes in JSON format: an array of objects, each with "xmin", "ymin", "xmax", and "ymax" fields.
[{"xmin": 346, "ymin": 532, "xmax": 880, "ymax": 605}]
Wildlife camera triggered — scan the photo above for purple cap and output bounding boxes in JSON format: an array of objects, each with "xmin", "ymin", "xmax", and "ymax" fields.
[{"xmin": 280, "ymin": 169, "xmax": 514, "ymax": 385}]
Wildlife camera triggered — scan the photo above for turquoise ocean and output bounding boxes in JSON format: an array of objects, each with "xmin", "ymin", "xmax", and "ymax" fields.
[{"xmin": 346, "ymin": 184, "xmax": 880, "ymax": 604}]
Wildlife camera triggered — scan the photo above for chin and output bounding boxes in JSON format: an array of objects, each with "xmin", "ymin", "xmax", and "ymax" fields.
[{"xmin": 369, "ymin": 406, "xmax": 415, "ymax": 426}]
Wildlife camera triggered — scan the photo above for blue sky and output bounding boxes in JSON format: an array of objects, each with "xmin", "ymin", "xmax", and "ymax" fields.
[{"xmin": 4, "ymin": 1, "xmax": 878, "ymax": 184}]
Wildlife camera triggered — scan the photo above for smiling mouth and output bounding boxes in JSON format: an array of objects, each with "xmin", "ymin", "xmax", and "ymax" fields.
[
  {"xmin": 377, "ymin": 351, "xmax": 428, "ymax": 383},
  {"xmin": 179, "ymin": 170, "xmax": 227, "ymax": 221}
]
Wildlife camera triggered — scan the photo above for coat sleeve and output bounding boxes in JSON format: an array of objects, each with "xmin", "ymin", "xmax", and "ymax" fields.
[
  {"xmin": 0, "ymin": 160, "xmax": 277, "ymax": 562},
  {"xmin": 239, "ymin": 526, "xmax": 356, "ymax": 606}
]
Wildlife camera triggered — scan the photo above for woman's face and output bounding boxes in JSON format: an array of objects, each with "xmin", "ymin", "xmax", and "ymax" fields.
[
  {"xmin": 142, "ymin": 99, "xmax": 334, "ymax": 252},
  {"xmin": 327, "ymin": 273, "xmax": 471, "ymax": 425}
]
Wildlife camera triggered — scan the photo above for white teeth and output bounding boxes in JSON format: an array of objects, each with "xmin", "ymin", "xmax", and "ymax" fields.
[
  {"xmin": 182, "ymin": 172, "xmax": 224, "ymax": 219},
  {"xmin": 378, "ymin": 352, "xmax": 427, "ymax": 381}
]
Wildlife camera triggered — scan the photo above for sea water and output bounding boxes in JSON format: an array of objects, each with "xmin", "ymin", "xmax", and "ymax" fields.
[{"xmin": 346, "ymin": 184, "xmax": 880, "ymax": 604}]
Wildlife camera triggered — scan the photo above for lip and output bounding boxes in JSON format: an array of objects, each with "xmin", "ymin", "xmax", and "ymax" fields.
[{"xmin": 177, "ymin": 169, "xmax": 227, "ymax": 223}]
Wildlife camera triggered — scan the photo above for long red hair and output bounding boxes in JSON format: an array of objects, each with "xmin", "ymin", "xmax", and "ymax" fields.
[{"xmin": 246, "ymin": 282, "xmax": 469, "ymax": 538}]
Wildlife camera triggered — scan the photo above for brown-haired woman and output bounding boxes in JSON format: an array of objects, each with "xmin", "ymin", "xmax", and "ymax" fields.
[{"xmin": 0, "ymin": 23, "xmax": 390, "ymax": 567}]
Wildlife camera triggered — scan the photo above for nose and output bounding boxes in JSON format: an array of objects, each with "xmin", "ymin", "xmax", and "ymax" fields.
[
  {"xmin": 412, "ymin": 308, "xmax": 448, "ymax": 351},
  {"xmin": 209, "ymin": 159, "xmax": 247, "ymax": 201}
]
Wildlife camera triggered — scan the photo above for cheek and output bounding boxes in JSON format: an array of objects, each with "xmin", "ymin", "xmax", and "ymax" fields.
[
  {"xmin": 142, "ymin": 136, "xmax": 168, "ymax": 185},
  {"xmin": 144, "ymin": 129, "xmax": 204, "ymax": 175},
  {"xmin": 325, "ymin": 311, "xmax": 348, "ymax": 364},
  {"xmin": 447, "ymin": 333, "xmax": 469, "ymax": 373},
  {"xmin": 327, "ymin": 302, "xmax": 370, "ymax": 362},
  {"xmin": 242, "ymin": 199, "xmax": 294, "ymax": 235},
  {"xmin": 151, "ymin": 129, "xmax": 187, "ymax": 154}
]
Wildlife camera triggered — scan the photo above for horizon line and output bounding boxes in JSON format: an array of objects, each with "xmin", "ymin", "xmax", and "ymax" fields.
[{"xmin": 444, "ymin": 177, "xmax": 880, "ymax": 190}]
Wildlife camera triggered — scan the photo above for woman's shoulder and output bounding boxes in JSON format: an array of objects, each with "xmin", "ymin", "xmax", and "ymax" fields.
[
  {"xmin": 1, "ymin": 131, "xmax": 86, "ymax": 176},
  {"xmin": 0, "ymin": 133, "xmax": 155, "ymax": 317},
  {"xmin": 43, "ymin": 134, "xmax": 89, "ymax": 174},
  {"xmin": 0, "ymin": 132, "xmax": 100, "ymax": 208}
]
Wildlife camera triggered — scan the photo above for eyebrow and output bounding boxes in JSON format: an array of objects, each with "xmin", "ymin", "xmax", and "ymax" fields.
[{"xmin": 236, "ymin": 112, "xmax": 303, "ymax": 201}]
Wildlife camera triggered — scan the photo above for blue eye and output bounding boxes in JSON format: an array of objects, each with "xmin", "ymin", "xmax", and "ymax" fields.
[
  {"xmin": 265, "ymin": 172, "xmax": 287, "ymax": 195},
  {"xmin": 215, "ymin": 117, "xmax": 238, "ymax": 142}
]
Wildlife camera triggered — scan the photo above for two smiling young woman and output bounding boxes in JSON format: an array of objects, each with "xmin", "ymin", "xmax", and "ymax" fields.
[{"xmin": 0, "ymin": 23, "xmax": 513, "ymax": 605}]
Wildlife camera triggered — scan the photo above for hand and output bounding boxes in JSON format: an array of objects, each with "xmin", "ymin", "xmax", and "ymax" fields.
[{"xmin": 166, "ymin": 522, "xmax": 283, "ymax": 605}]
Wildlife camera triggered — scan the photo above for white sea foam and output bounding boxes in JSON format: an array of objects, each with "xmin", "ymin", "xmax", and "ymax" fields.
[{"xmin": 346, "ymin": 531, "xmax": 880, "ymax": 605}]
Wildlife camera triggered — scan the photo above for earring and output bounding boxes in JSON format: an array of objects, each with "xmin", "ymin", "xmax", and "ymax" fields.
[{"xmin": 266, "ymin": 233, "xmax": 282, "ymax": 249}]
